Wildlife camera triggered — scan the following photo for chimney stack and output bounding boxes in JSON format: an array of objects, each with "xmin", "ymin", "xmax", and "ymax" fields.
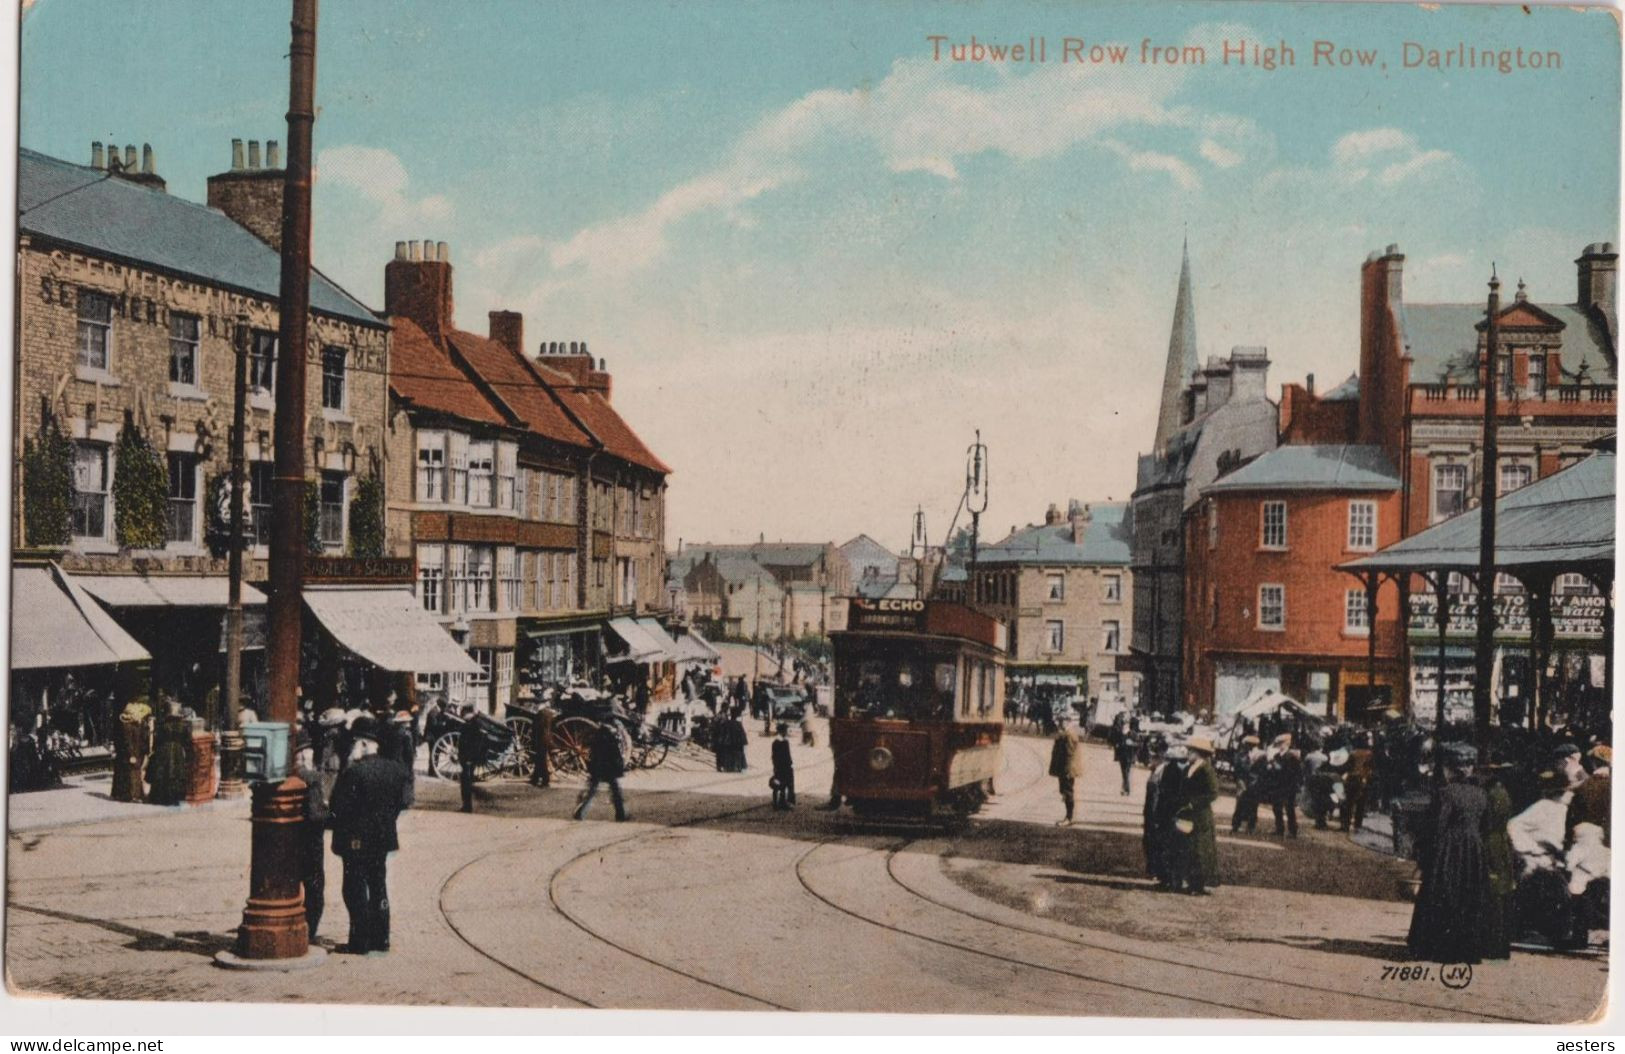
[
  {"xmin": 208, "ymin": 137, "xmax": 283, "ymax": 247},
  {"xmin": 1576, "ymin": 242, "xmax": 1618, "ymax": 323},
  {"xmin": 101, "ymin": 141, "xmax": 166, "ymax": 191},
  {"xmin": 385, "ymin": 238, "xmax": 455, "ymax": 334},
  {"xmin": 1045, "ymin": 503, "xmax": 1062, "ymax": 526},
  {"xmin": 1068, "ymin": 500, "xmax": 1090, "ymax": 544},
  {"xmin": 489, "ymin": 310, "xmax": 524, "ymax": 355}
]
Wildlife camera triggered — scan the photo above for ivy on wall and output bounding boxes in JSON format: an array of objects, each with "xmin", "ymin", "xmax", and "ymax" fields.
[
  {"xmin": 22, "ymin": 399, "xmax": 72, "ymax": 547},
  {"xmin": 348, "ymin": 473, "xmax": 385, "ymax": 558},
  {"xmin": 304, "ymin": 479, "xmax": 325, "ymax": 555},
  {"xmin": 112, "ymin": 413, "xmax": 168, "ymax": 550}
]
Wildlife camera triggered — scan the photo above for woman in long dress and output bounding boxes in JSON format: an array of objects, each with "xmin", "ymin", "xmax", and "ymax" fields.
[{"xmin": 1407, "ymin": 755, "xmax": 1494, "ymax": 964}]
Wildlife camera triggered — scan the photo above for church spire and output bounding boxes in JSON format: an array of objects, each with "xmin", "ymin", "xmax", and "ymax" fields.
[{"xmin": 1153, "ymin": 236, "xmax": 1199, "ymax": 451}]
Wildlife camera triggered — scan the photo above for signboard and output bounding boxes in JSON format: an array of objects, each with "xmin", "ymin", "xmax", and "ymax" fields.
[
  {"xmin": 1407, "ymin": 592, "xmax": 1606, "ymax": 639},
  {"xmin": 846, "ymin": 597, "xmax": 927, "ymax": 633},
  {"xmin": 304, "ymin": 556, "xmax": 414, "ymax": 585}
]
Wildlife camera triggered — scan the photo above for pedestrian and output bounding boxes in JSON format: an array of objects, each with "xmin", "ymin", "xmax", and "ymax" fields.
[
  {"xmin": 1173, "ymin": 735, "xmax": 1221, "ymax": 895},
  {"xmin": 328, "ymin": 731, "xmax": 411, "ymax": 955},
  {"xmin": 1147, "ymin": 743, "xmax": 1187, "ymax": 889},
  {"xmin": 1407, "ymin": 749, "xmax": 1495, "ymax": 964},
  {"xmin": 529, "ymin": 705, "xmax": 556, "ymax": 788},
  {"xmin": 574, "ymin": 721, "xmax": 629, "ymax": 821},
  {"xmin": 1268, "ymin": 733, "xmax": 1302, "ymax": 837},
  {"xmin": 145, "ymin": 703, "xmax": 191, "ymax": 806},
  {"xmin": 771, "ymin": 723, "xmax": 795, "ymax": 810},
  {"xmin": 292, "ymin": 732, "xmax": 329, "ymax": 943},
  {"xmin": 1341, "ymin": 736, "xmax": 1375, "ymax": 833},
  {"xmin": 382, "ymin": 709, "xmax": 416, "ymax": 808},
  {"xmin": 1111, "ymin": 716, "xmax": 1137, "ymax": 796},
  {"xmin": 1508, "ymin": 767, "xmax": 1582, "ymax": 950},
  {"xmin": 726, "ymin": 709, "xmax": 750, "ymax": 772},
  {"xmin": 1565, "ymin": 745, "xmax": 1610, "ymax": 847},
  {"xmin": 111, "ymin": 697, "xmax": 153, "ymax": 803},
  {"xmin": 1048, "ymin": 713, "xmax": 1085, "ymax": 827},
  {"xmin": 458, "ymin": 709, "xmax": 488, "ymax": 814},
  {"xmin": 1303, "ymin": 738, "xmax": 1333, "ymax": 830},
  {"xmin": 1482, "ymin": 771, "xmax": 1515, "ymax": 960},
  {"xmin": 1230, "ymin": 735, "xmax": 1264, "ymax": 834}
]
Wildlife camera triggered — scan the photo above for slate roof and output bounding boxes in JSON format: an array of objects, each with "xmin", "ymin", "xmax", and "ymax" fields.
[
  {"xmin": 711, "ymin": 553, "xmax": 781, "ymax": 586},
  {"xmin": 1401, "ymin": 301, "xmax": 1617, "ymax": 383},
  {"xmin": 1321, "ymin": 373, "xmax": 1361, "ymax": 402},
  {"xmin": 389, "ymin": 319, "xmax": 508, "ymax": 425},
  {"xmin": 19, "ymin": 148, "xmax": 379, "ymax": 327},
  {"xmin": 975, "ymin": 504, "xmax": 1131, "ymax": 567},
  {"xmin": 1341, "ymin": 451, "xmax": 1614, "ymax": 573},
  {"xmin": 1203, "ymin": 445, "xmax": 1400, "ymax": 494}
]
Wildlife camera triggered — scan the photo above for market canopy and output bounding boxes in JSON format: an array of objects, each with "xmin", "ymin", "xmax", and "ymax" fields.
[
  {"xmin": 1218, "ymin": 688, "xmax": 1326, "ymax": 733},
  {"xmin": 72, "ymin": 574, "xmax": 266, "ymax": 608},
  {"xmin": 606, "ymin": 617, "xmax": 671, "ymax": 663},
  {"xmin": 670, "ymin": 627, "xmax": 720, "ymax": 663},
  {"xmin": 1339, "ymin": 451, "xmax": 1614, "ymax": 578},
  {"xmin": 12, "ymin": 563, "xmax": 150, "ymax": 670},
  {"xmin": 303, "ymin": 587, "xmax": 482, "ymax": 675}
]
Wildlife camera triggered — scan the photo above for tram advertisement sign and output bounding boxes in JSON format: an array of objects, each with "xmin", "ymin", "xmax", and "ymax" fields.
[{"xmin": 847, "ymin": 597, "xmax": 928, "ymax": 632}]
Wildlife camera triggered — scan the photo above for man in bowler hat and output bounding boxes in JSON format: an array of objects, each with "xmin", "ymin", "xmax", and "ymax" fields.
[{"xmin": 328, "ymin": 731, "xmax": 411, "ymax": 954}]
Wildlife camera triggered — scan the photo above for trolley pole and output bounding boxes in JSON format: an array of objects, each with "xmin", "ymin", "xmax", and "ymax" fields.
[{"xmin": 224, "ymin": 0, "xmax": 319, "ymax": 967}]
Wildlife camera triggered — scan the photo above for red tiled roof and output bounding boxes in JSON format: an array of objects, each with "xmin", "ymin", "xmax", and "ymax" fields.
[
  {"xmin": 444, "ymin": 329, "xmax": 595, "ymax": 450},
  {"xmin": 532, "ymin": 360, "xmax": 672, "ymax": 474},
  {"xmin": 389, "ymin": 318, "xmax": 507, "ymax": 425}
]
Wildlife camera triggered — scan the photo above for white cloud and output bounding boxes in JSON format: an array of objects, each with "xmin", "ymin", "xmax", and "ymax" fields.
[
  {"xmin": 316, "ymin": 144, "xmax": 452, "ymax": 226},
  {"xmin": 889, "ymin": 156, "xmax": 960, "ymax": 180},
  {"xmin": 1102, "ymin": 139, "xmax": 1201, "ymax": 190},
  {"xmin": 1325, "ymin": 128, "xmax": 1458, "ymax": 187},
  {"xmin": 1331, "ymin": 127, "xmax": 1413, "ymax": 165},
  {"xmin": 1377, "ymin": 148, "xmax": 1453, "ymax": 185},
  {"xmin": 1199, "ymin": 139, "xmax": 1243, "ymax": 169}
]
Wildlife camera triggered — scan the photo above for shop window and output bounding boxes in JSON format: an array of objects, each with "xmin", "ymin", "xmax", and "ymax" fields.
[
  {"xmin": 168, "ymin": 313, "xmax": 200, "ymax": 387},
  {"xmin": 76, "ymin": 290, "xmax": 112, "ymax": 371},
  {"xmin": 165, "ymin": 452, "xmax": 198, "ymax": 544}
]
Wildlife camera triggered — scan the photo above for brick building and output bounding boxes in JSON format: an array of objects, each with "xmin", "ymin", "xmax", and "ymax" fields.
[
  {"xmin": 1353, "ymin": 243, "xmax": 1614, "ymax": 715},
  {"xmin": 1183, "ymin": 445, "xmax": 1405, "ymax": 721},
  {"xmin": 969, "ymin": 501, "xmax": 1137, "ymax": 706},
  {"xmin": 382, "ymin": 242, "xmax": 672, "ymax": 712},
  {"xmin": 14, "ymin": 142, "xmax": 395, "ymax": 717}
]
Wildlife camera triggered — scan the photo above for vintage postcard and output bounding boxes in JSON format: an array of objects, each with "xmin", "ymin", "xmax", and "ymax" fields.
[{"xmin": 3, "ymin": 0, "xmax": 1619, "ymax": 1034}]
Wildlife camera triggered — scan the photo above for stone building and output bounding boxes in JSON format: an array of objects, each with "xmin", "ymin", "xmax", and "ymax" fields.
[
  {"xmin": 679, "ymin": 541, "xmax": 849, "ymax": 640},
  {"xmin": 968, "ymin": 501, "xmax": 1136, "ymax": 706},
  {"xmin": 1125, "ymin": 244, "xmax": 1279, "ymax": 715},
  {"xmin": 14, "ymin": 142, "xmax": 395, "ymax": 718},
  {"xmin": 382, "ymin": 242, "xmax": 672, "ymax": 712}
]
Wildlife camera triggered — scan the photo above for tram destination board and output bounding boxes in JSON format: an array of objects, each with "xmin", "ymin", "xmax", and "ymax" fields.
[{"xmin": 846, "ymin": 597, "xmax": 927, "ymax": 632}]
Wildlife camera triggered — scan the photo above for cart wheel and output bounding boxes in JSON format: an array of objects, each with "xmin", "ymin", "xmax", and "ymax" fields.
[
  {"xmin": 504, "ymin": 716, "xmax": 535, "ymax": 780},
  {"xmin": 551, "ymin": 716, "xmax": 596, "ymax": 774},
  {"xmin": 638, "ymin": 739, "xmax": 669, "ymax": 769},
  {"xmin": 430, "ymin": 732, "xmax": 460, "ymax": 780}
]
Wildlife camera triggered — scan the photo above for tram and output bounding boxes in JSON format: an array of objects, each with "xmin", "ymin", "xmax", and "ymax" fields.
[{"xmin": 829, "ymin": 597, "xmax": 1007, "ymax": 818}]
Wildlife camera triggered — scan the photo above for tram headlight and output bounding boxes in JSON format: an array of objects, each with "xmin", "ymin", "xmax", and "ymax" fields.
[{"xmin": 869, "ymin": 746, "xmax": 894, "ymax": 771}]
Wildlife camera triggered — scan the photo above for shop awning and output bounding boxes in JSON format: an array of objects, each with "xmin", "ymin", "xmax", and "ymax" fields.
[
  {"xmin": 606, "ymin": 617, "xmax": 670, "ymax": 663},
  {"xmin": 671, "ymin": 627, "xmax": 720, "ymax": 663},
  {"xmin": 303, "ymin": 587, "xmax": 482, "ymax": 675},
  {"xmin": 635, "ymin": 618, "xmax": 680, "ymax": 658},
  {"xmin": 72, "ymin": 574, "xmax": 266, "ymax": 607},
  {"xmin": 12, "ymin": 564, "xmax": 150, "ymax": 670}
]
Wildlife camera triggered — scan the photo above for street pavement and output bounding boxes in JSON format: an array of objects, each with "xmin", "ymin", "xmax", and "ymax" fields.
[{"xmin": 5, "ymin": 729, "xmax": 1608, "ymax": 1022}]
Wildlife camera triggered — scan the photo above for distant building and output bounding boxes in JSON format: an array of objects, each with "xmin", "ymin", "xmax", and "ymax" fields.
[
  {"xmin": 968, "ymin": 501, "xmax": 1136, "ymax": 704},
  {"xmin": 679, "ymin": 540, "xmax": 850, "ymax": 639}
]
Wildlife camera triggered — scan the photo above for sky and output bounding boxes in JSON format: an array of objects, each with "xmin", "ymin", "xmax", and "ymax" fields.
[{"xmin": 19, "ymin": 0, "xmax": 1622, "ymax": 553}]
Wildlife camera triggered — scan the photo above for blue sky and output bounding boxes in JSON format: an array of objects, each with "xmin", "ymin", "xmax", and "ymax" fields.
[{"xmin": 20, "ymin": 0, "xmax": 1621, "ymax": 550}]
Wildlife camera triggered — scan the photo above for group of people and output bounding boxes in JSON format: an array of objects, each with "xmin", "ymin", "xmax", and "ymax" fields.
[
  {"xmin": 1143, "ymin": 735, "xmax": 1222, "ymax": 894},
  {"xmin": 1408, "ymin": 741, "xmax": 1611, "ymax": 963}
]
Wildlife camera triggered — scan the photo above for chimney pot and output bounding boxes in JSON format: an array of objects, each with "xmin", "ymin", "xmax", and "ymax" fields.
[
  {"xmin": 1385, "ymin": 243, "xmax": 1399, "ymax": 255},
  {"xmin": 598, "ymin": 358, "xmax": 606, "ymax": 370},
  {"xmin": 266, "ymin": 140, "xmax": 280, "ymax": 168},
  {"xmin": 394, "ymin": 241, "xmax": 409, "ymax": 261},
  {"xmin": 437, "ymin": 241, "xmax": 449, "ymax": 262},
  {"xmin": 124, "ymin": 145, "xmax": 136, "ymax": 169},
  {"xmin": 247, "ymin": 140, "xmax": 261, "ymax": 169},
  {"xmin": 1306, "ymin": 372, "xmax": 1315, "ymax": 396},
  {"xmin": 231, "ymin": 139, "xmax": 245, "ymax": 170},
  {"xmin": 409, "ymin": 240, "xmax": 422, "ymax": 261},
  {"xmin": 141, "ymin": 144, "xmax": 154, "ymax": 174},
  {"xmin": 91, "ymin": 141, "xmax": 104, "ymax": 169}
]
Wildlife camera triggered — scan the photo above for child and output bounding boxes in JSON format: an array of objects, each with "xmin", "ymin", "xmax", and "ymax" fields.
[{"xmin": 771, "ymin": 723, "xmax": 795, "ymax": 810}]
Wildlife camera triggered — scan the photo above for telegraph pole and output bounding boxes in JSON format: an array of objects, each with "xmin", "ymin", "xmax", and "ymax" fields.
[
  {"xmin": 222, "ymin": 0, "xmax": 320, "ymax": 967},
  {"xmin": 1472, "ymin": 269, "xmax": 1502, "ymax": 759}
]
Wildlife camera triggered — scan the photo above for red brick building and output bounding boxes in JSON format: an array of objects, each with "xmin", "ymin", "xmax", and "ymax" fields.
[{"xmin": 1184, "ymin": 445, "xmax": 1405, "ymax": 721}]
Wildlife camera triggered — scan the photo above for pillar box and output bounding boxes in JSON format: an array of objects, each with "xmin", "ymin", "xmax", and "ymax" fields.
[{"xmin": 186, "ymin": 730, "xmax": 217, "ymax": 804}]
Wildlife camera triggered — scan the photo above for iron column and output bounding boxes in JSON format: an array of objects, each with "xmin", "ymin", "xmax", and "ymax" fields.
[{"xmin": 1472, "ymin": 270, "xmax": 1502, "ymax": 758}]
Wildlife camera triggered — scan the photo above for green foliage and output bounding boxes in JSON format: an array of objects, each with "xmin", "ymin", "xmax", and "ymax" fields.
[
  {"xmin": 304, "ymin": 480, "xmax": 324, "ymax": 555},
  {"xmin": 22, "ymin": 403, "xmax": 72, "ymax": 547},
  {"xmin": 348, "ymin": 473, "xmax": 385, "ymax": 558},
  {"xmin": 112, "ymin": 415, "xmax": 167, "ymax": 550}
]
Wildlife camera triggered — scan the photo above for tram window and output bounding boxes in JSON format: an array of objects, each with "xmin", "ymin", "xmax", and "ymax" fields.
[{"xmin": 935, "ymin": 663, "xmax": 956, "ymax": 694}]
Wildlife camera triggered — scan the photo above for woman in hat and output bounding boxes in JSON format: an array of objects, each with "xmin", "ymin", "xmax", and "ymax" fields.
[
  {"xmin": 1175, "ymin": 736, "xmax": 1221, "ymax": 895},
  {"xmin": 1145, "ymin": 742, "xmax": 1184, "ymax": 889},
  {"xmin": 1407, "ymin": 748, "xmax": 1494, "ymax": 963}
]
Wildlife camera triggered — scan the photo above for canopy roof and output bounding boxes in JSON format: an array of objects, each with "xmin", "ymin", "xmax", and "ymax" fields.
[
  {"xmin": 303, "ymin": 587, "xmax": 482, "ymax": 674},
  {"xmin": 670, "ymin": 627, "xmax": 720, "ymax": 664},
  {"xmin": 606, "ymin": 617, "xmax": 671, "ymax": 663},
  {"xmin": 12, "ymin": 563, "xmax": 150, "ymax": 670},
  {"xmin": 73, "ymin": 574, "xmax": 266, "ymax": 608},
  {"xmin": 1218, "ymin": 688, "xmax": 1326, "ymax": 733},
  {"xmin": 1340, "ymin": 451, "xmax": 1614, "ymax": 576}
]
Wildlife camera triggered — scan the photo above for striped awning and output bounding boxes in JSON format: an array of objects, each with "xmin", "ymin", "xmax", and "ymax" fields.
[
  {"xmin": 303, "ymin": 587, "xmax": 481, "ymax": 675},
  {"xmin": 12, "ymin": 563, "xmax": 150, "ymax": 670}
]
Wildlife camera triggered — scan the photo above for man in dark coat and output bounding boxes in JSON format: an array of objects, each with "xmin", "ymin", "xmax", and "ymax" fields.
[
  {"xmin": 770, "ymin": 723, "xmax": 795, "ymax": 810},
  {"xmin": 1111, "ymin": 718, "xmax": 1138, "ymax": 796},
  {"xmin": 574, "ymin": 722, "xmax": 628, "ymax": 821},
  {"xmin": 1268, "ymin": 734, "xmax": 1302, "ymax": 837},
  {"xmin": 381, "ymin": 710, "xmax": 416, "ymax": 808},
  {"xmin": 292, "ymin": 732, "xmax": 329, "ymax": 942},
  {"xmin": 1175, "ymin": 736, "xmax": 1221, "ymax": 895},
  {"xmin": 1145, "ymin": 744, "xmax": 1185, "ymax": 889},
  {"xmin": 457, "ymin": 709, "xmax": 488, "ymax": 814},
  {"xmin": 328, "ymin": 734, "xmax": 411, "ymax": 954}
]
